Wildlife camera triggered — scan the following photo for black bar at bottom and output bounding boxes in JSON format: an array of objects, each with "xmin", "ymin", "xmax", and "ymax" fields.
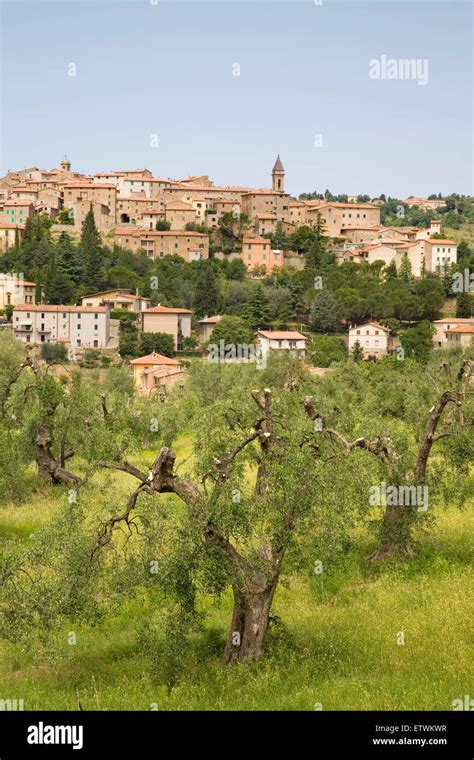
[{"xmin": 0, "ymin": 710, "xmax": 472, "ymax": 757}]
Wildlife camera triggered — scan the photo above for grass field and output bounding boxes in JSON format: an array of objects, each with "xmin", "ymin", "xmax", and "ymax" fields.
[
  {"xmin": 0, "ymin": 438, "xmax": 473, "ymax": 712},
  {"xmin": 444, "ymin": 224, "xmax": 474, "ymax": 247}
]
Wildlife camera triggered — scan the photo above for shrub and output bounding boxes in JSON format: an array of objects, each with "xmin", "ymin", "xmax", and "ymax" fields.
[
  {"xmin": 110, "ymin": 309, "xmax": 138, "ymax": 322},
  {"xmin": 40, "ymin": 343, "xmax": 68, "ymax": 364},
  {"xmin": 138, "ymin": 332, "xmax": 175, "ymax": 357}
]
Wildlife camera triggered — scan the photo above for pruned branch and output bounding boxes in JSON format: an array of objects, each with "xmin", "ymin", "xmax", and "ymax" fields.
[{"xmin": 303, "ymin": 395, "xmax": 396, "ymax": 466}]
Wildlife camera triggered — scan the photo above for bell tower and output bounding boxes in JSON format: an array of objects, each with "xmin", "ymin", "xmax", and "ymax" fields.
[
  {"xmin": 271, "ymin": 155, "xmax": 285, "ymax": 192},
  {"xmin": 60, "ymin": 155, "xmax": 71, "ymax": 172}
]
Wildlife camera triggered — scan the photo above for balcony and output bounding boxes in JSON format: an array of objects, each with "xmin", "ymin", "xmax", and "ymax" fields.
[{"xmin": 14, "ymin": 323, "xmax": 32, "ymax": 332}]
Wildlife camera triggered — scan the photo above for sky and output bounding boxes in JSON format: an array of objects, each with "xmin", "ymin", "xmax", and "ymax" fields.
[{"xmin": 0, "ymin": 0, "xmax": 472, "ymax": 198}]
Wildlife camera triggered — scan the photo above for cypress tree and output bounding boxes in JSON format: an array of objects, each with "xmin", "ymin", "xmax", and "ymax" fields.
[
  {"xmin": 310, "ymin": 289, "xmax": 338, "ymax": 333},
  {"xmin": 80, "ymin": 205, "xmax": 105, "ymax": 291}
]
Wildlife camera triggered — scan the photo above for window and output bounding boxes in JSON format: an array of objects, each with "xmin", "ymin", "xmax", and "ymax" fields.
[
  {"xmin": 375, "ymin": 330, "xmax": 379, "ymax": 335},
  {"xmin": 94, "ymin": 313, "xmax": 98, "ymax": 319},
  {"xmin": 356, "ymin": 330, "xmax": 360, "ymax": 335}
]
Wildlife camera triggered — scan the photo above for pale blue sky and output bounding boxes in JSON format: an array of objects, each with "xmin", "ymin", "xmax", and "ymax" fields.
[{"xmin": 1, "ymin": 0, "xmax": 472, "ymax": 198}]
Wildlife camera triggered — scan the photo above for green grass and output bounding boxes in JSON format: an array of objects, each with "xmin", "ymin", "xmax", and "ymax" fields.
[
  {"xmin": 0, "ymin": 497, "xmax": 472, "ymax": 711},
  {"xmin": 0, "ymin": 434, "xmax": 472, "ymax": 711},
  {"xmin": 444, "ymin": 223, "xmax": 474, "ymax": 246}
]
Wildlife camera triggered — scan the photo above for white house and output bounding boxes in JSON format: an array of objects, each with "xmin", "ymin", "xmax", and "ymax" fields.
[
  {"xmin": 348, "ymin": 322, "xmax": 390, "ymax": 359},
  {"xmin": 432, "ymin": 318, "xmax": 474, "ymax": 348},
  {"xmin": 423, "ymin": 239, "xmax": 457, "ymax": 270},
  {"xmin": 0, "ymin": 274, "xmax": 37, "ymax": 308},
  {"xmin": 13, "ymin": 304, "xmax": 110, "ymax": 357},
  {"xmin": 445, "ymin": 324, "xmax": 474, "ymax": 347},
  {"xmin": 256, "ymin": 330, "xmax": 307, "ymax": 362}
]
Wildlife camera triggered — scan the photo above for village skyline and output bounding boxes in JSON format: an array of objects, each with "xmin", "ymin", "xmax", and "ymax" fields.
[{"xmin": 1, "ymin": 0, "xmax": 472, "ymax": 197}]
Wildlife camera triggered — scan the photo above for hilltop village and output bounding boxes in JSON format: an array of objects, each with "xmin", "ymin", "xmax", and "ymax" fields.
[{"xmin": 0, "ymin": 156, "xmax": 472, "ymax": 387}]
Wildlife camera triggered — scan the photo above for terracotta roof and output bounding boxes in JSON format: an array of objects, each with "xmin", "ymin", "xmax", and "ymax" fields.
[
  {"xmin": 115, "ymin": 229, "xmax": 207, "ymax": 238},
  {"xmin": 82, "ymin": 289, "xmax": 150, "ymax": 301},
  {"xmin": 4, "ymin": 199, "xmax": 33, "ymax": 206},
  {"xmin": 64, "ymin": 182, "xmax": 116, "ymax": 190},
  {"xmin": 242, "ymin": 189, "xmax": 286, "ymax": 196},
  {"xmin": 448, "ymin": 325, "xmax": 474, "ymax": 334},
  {"xmin": 433, "ymin": 318, "xmax": 474, "ymax": 324},
  {"xmin": 243, "ymin": 237, "xmax": 272, "ymax": 244},
  {"xmin": 198, "ymin": 315, "xmax": 222, "ymax": 324},
  {"xmin": 142, "ymin": 305, "xmax": 192, "ymax": 314},
  {"xmin": 0, "ymin": 222, "xmax": 24, "ymax": 229},
  {"xmin": 257, "ymin": 330, "xmax": 307, "ymax": 341},
  {"xmin": 130, "ymin": 352, "xmax": 181, "ymax": 365},
  {"xmin": 350, "ymin": 322, "xmax": 390, "ymax": 333},
  {"xmin": 165, "ymin": 201, "xmax": 194, "ymax": 211},
  {"xmin": 424, "ymin": 239, "xmax": 456, "ymax": 245},
  {"xmin": 13, "ymin": 305, "xmax": 108, "ymax": 313},
  {"xmin": 256, "ymin": 214, "xmax": 278, "ymax": 220}
]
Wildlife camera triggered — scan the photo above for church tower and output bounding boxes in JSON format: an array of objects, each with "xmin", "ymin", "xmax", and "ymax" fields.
[
  {"xmin": 60, "ymin": 155, "xmax": 71, "ymax": 172},
  {"xmin": 272, "ymin": 155, "xmax": 285, "ymax": 192}
]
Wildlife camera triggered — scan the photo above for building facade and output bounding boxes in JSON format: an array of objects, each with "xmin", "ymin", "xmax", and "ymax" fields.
[
  {"xmin": 12, "ymin": 305, "xmax": 110, "ymax": 353},
  {"xmin": 140, "ymin": 305, "xmax": 192, "ymax": 350}
]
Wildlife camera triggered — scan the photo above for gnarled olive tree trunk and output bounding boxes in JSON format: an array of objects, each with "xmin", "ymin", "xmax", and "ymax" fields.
[
  {"xmin": 304, "ymin": 360, "xmax": 471, "ymax": 562},
  {"xmin": 95, "ymin": 389, "xmax": 291, "ymax": 665},
  {"xmin": 35, "ymin": 424, "xmax": 82, "ymax": 486},
  {"xmin": 223, "ymin": 580, "xmax": 279, "ymax": 664}
]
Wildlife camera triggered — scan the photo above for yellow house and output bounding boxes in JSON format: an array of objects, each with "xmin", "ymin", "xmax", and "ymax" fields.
[{"xmin": 129, "ymin": 352, "xmax": 183, "ymax": 392}]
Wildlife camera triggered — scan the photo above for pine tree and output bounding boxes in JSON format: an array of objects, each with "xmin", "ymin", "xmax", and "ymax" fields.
[
  {"xmin": 19, "ymin": 216, "xmax": 52, "ymax": 274},
  {"xmin": 399, "ymin": 254, "xmax": 413, "ymax": 284},
  {"xmin": 44, "ymin": 245, "xmax": 76, "ymax": 304},
  {"xmin": 248, "ymin": 283, "xmax": 271, "ymax": 329},
  {"xmin": 351, "ymin": 340, "xmax": 364, "ymax": 362},
  {"xmin": 57, "ymin": 232, "xmax": 84, "ymax": 286},
  {"xmin": 289, "ymin": 280, "xmax": 305, "ymax": 317},
  {"xmin": 80, "ymin": 205, "xmax": 105, "ymax": 291},
  {"xmin": 305, "ymin": 214, "xmax": 328, "ymax": 269},
  {"xmin": 385, "ymin": 259, "xmax": 398, "ymax": 282},
  {"xmin": 456, "ymin": 291, "xmax": 473, "ymax": 318},
  {"xmin": 310, "ymin": 289, "xmax": 338, "ymax": 333},
  {"xmin": 192, "ymin": 261, "xmax": 221, "ymax": 318}
]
